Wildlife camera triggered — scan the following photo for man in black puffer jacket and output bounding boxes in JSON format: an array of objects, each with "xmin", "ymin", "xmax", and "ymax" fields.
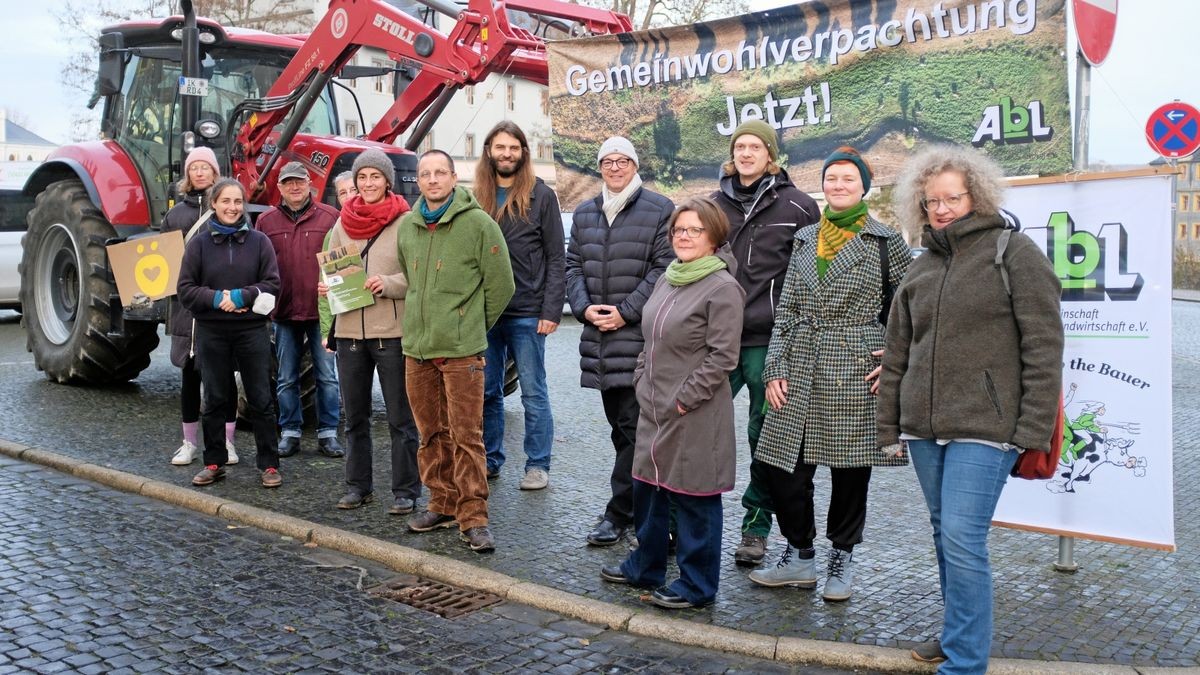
[
  {"xmin": 566, "ymin": 136, "xmax": 674, "ymax": 547},
  {"xmin": 711, "ymin": 120, "xmax": 820, "ymax": 566}
]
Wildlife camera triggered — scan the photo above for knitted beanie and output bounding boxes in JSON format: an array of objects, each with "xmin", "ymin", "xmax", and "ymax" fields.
[
  {"xmin": 729, "ymin": 120, "xmax": 778, "ymax": 161},
  {"xmin": 822, "ymin": 147, "xmax": 872, "ymax": 195},
  {"xmin": 596, "ymin": 136, "xmax": 639, "ymax": 167},
  {"xmin": 184, "ymin": 147, "xmax": 220, "ymax": 175},
  {"xmin": 352, "ymin": 148, "xmax": 395, "ymax": 189}
]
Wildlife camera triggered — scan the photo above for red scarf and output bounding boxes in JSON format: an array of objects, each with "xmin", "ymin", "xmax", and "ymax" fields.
[{"xmin": 340, "ymin": 193, "xmax": 409, "ymax": 240}]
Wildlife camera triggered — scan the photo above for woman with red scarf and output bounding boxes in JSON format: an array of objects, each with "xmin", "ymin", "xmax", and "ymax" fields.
[{"xmin": 317, "ymin": 148, "xmax": 422, "ymax": 515}]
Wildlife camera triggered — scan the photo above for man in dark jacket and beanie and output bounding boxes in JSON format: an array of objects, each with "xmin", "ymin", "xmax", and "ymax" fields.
[
  {"xmin": 257, "ymin": 161, "xmax": 344, "ymax": 459},
  {"xmin": 474, "ymin": 122, "xmax": 564, "ymax": 491},
  {"xmin": 711, "ymin": 120, "xmax": 819, "ymax": 565},
  {"xmin": 567, "ymin": 136, "xmax": 674, "ymax": 546}
]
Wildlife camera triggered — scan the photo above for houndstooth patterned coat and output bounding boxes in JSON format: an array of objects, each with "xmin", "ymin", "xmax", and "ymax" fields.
[{"xmin": 758, "ymin": 217, "xmax": 912, "ymax": 471}]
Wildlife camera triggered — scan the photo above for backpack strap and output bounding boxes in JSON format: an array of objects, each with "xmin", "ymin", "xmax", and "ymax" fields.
[
  {"xmin": 995, "ymin": 228, "xmax": 1012, "ymax": 297},
  {"xmin": 877, "ymin": 235, "xmax": 893, "ymax": 325}
]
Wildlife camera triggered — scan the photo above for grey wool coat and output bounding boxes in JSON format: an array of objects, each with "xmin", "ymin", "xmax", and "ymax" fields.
[
  {"xmin": 631, "ymin": 248, "xmax": 745, "ymax": 495},
  {"xmin": 758, "ymin": 216, "xmax": 912, "ymax": 470}
]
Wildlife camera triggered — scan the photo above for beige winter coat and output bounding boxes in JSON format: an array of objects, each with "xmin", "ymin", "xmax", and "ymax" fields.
[{"xmin": 319, "ymin": 218, "xmax": 407, "ymax": 341}]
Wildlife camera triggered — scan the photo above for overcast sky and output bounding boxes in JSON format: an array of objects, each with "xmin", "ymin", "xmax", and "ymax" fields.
[{"xmin": 1, "ymin": 1, "xmax": 1195, "ymax": 167}]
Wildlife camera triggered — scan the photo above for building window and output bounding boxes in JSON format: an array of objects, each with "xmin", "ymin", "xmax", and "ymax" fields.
[
  {"xmin": 1181, "ymin": 223, "xmax": 1189, "ymax": 239},
  {"xmin": 464, "ymin": 133, "xmax": 476, "ymax": 159},
  {"xmin": 465, "ymin": 85, "xmax": 475, "ymax": 105},
  {"xmin": 1194, "ymin": 223, "xmax": 1200, "ymax": 239},
  {"xmin": 416, "ymin": 132, "xmax": 434, "ymax": 155},
  {"xmin": 506, "ymin": 82, "xmax": 516, "ymax": 111},
  {"xmin": 536, "ymin": 141, "xmax": 553, "ymax": 161},
  {"xmin": 1182, "ymin": 195, "xmax": 1192, "ymax": 212},
  {"xmin": 541, "ymin": 89, "xmax": 550, "ymax": 116},
  {"xmin": 344, "ymin": 120, "xmax": 360, "ymax": 138},
  {"xmin": 373, "ymin": 58, "xmax": 392, "ymax": 94}
]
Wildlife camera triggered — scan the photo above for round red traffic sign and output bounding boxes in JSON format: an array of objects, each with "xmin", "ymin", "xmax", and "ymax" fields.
[
  {"xmin": 1073, "ymin": 0, "xmax": 1117, "ymax": 66},
  {"xmin": 1145, "ymin": 102, "xmax": 1200, "ymax": 159}
]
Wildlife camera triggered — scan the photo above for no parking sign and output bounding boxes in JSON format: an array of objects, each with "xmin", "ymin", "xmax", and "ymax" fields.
[{"xmin": 1145, "ymin": 102, "xmax": 1200, "ymax": 159}]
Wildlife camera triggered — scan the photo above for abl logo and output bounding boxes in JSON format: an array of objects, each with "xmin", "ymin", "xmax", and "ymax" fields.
[
  {"xmin": 972, "ymin": 97, "xmax": 1053, "ymax": 146},
  {"xmin": 1025, "ymin": 212, "xmax": 1143, "ymax": 302}
]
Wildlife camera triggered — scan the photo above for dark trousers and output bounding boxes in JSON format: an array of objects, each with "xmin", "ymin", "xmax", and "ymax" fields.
[
  {"xmin": 600, "ymin": 386, "xmax": 638, "ymax": 528},
  {"xmin": 337, "ymin": 337, "xmax": 421, "ymax": 500},
  {"xmin": 621, "ymin": 480, "xmax": 723, "ymax": 605},
  {"xmin": 180, "ymin": 359, "xmax": 235, "ymax": 424},
  {"xmin": 759, "ymin": 456, "xmax": 872, "ymax": 552},
  {"xmin": 195, "ymin": 323, "xmax": 278, "ymax": 470}
]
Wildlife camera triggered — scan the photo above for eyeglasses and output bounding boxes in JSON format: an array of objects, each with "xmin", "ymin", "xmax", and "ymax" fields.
[
  {"xmin": 921, "ymin": 192, "xmax": 969, "ymax": 211},
  {"xmin": 670, "ymin": 226, "xmax": 706, "ymax": 239},
  {"xmin": 418, "ymin": 169, "xmax": 453, "ymax": 180},
  {"xmin": 600, "ymin": 157, "xmax": 632, "ymax": 170}
]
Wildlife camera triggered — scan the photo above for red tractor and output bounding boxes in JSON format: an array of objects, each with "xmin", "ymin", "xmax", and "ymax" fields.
[{"xmin": 19, "ymin": 0, "xmax": 630, "ymax": 384}]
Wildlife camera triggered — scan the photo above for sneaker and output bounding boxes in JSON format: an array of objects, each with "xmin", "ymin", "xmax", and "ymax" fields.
[
  {"xmin": 278, "ymin": 436, "xmax": 300, "ymax": 458},
  {"xmin": 191, "ymin": 464, "xmax": 225, "ymax": 486},
  {"xmin": 519, "ymin": 468, "xmax": 549, "ymax": 491},
  {"xmin": 317, "ymin": 437, "xmax": 345, "ymax": 458},
  {"xmin": 407, "ymin": 511, "xmax": 457, "ymax": 533},
  {"xmin": 337, "ymin": 489, "xmax": 374, "ymax": 510},
  {"xmin": 388, "ymin": 497, "xmax": 415, "ymax": 515},
  {"xmin": 911, "ymin": 640, "xmax": 947, "ymax": 664},
  {"xmin": 261, "ymin": 467, "xmax": 282, "ymax": 488},
  {"xmin": 734, "ymin": 533, "xmax": 767, "ymax": 566},
  {"xmin": 822, "ymin": 548, "xmax": 854, "ymax": 602},
  {"xmin": 748, "ymin": 545, "xmax": 817, "ymax": 588},
  {"xmin": 171, "ymin": 440, "xmax": 198, "ymax": 466},
  {"xmin": 225, "ymin": 440, "xmax": 239, "ymax": 465},
  {"xmin": 459, "ymin": 526, "xmax": 495, "ymax": 552},
  {"xmin": 649, "ymin": 586, "xmax": 710, "ymax": 610}
]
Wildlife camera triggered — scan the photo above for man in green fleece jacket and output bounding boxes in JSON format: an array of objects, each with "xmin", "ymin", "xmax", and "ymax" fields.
[{"xmin": 397, "ymin": 150, "xmax": 515, "ymax": 553}]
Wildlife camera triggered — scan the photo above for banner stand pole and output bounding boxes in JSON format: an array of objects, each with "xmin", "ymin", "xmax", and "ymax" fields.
[{"xmin": 1054, "ymin": 47, "xmax": 1092, "ymax": 574}]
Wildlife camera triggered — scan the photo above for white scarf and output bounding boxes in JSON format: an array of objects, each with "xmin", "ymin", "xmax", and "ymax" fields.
[{"xmin": 601, "ymin": 173, "xmax": 643, "ymax": 226}]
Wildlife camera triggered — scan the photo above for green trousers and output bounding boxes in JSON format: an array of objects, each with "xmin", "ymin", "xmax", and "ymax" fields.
[{"xmin": 729, "ymin": 345, "xmax": 775, "ymax": 538}]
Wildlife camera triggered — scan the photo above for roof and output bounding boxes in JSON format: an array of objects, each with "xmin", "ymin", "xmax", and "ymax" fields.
[{"xmin": 4, "ymin": 119, "xmax": 55, "ymax": 146}]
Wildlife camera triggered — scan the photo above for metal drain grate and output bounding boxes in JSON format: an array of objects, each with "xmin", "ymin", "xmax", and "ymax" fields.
[{"xmin": 367, "ymin": 577, "xmax": 502, "ymax": 618}]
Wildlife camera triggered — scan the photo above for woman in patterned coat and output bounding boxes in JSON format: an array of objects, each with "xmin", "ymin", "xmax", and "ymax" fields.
[{"xmin": 749, "ymin": 147, "xmax": 911, "ymax": 601}]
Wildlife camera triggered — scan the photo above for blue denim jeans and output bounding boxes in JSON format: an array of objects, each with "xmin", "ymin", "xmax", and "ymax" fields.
[
  {"xmin": 483, "ymin": 316, "xmax": 553, "ymax": 472},
  {"xmin": 908, "ymin": 440, "xmax": 1018, "ymax": 675},
  {"xmin": 274, "ymin": 320, "xmax": 340, "ymax": 438},
  {"xmin": 620, "ymin": 479, "xmax": 723, "ymax": 606}
]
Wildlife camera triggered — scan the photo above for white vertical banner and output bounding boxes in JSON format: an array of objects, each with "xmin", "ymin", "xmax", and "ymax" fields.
[{"xmin": 993, "ymin": 171, "xmax": 1175, "ymax": 551}]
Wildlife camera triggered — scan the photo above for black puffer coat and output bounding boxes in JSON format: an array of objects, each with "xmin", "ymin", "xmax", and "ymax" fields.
[
  {"xmin": 566, "ymin": 187, "xmax": 674, "ymax": 390},
  {"xmin": 161, "ymin": 191, "xmax": 208, "ymax": 367}
]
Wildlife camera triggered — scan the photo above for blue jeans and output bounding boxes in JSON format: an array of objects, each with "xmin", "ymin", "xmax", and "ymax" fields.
[
  {"xmin": 483, "ymin": 316, "xmax": 553, "ymax": 472},
  {"xmin": 275, "ymin": 321, "xmax": 340, "ymax": 438},
  {"xmin": 908, "ymin": 440, "xmax": 1018, "ymax": 675},
  {"xmin": 620, "ymin": 479, "xmax": 723, "ymax": 606}
]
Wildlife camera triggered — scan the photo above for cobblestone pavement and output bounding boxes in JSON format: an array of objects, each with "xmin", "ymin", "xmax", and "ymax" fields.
[
  {"xmin": 0, "ymin": 304, "xmax": 1197, "ymax": 667},
  {"xmin": 0, "ymin": 454, "xmax": 870, "ymax": 674}
]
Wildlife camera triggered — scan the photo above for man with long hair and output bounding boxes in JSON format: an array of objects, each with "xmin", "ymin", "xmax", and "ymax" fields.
[{"xmin": 473, "ymin": 122, "xmax": 564, "ymax": 491}]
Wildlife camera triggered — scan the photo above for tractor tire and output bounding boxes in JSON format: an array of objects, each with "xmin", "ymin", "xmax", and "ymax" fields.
[
  {"xmin": 19, "ymin": 179, "xmax": 159, "ymax": 384},
  {"xmin": 236, "ymin": 329, "xmax": 318, "ymax": 430},
  {"xmin": 503, "ymin": 357, "xmax": 519, "ymax": 396}
]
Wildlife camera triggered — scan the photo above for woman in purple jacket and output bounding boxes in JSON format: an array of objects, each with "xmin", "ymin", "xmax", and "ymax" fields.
[{"xmin": 177, "ymin": 179, "xmax": 281, "ymax": 488}]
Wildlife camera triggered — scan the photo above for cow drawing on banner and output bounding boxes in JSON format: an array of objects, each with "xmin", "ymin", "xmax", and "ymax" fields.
[{"xmin": 1048, "ymin": 383, "xmax": 1145, "ymax": 494}]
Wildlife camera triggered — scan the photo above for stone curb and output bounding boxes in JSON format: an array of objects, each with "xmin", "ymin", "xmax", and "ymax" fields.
[{"xmin": 0, "ymin": 439, "xmax": 1164, "ymax": 673}]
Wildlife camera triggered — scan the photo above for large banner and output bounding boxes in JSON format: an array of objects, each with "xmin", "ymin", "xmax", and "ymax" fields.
[
  {"xmin": 993, "ymin": 171, "xmax": 1175, "ymax": 551},
  {"xmin": 547, "ymin": 0, "xmax": 1071, "ymax": 210}
]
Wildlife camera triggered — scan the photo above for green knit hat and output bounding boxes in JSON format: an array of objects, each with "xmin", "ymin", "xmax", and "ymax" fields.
[
  {"xmin": 822, "ymin": 148, "xmax": 872, "ymax": 195},
  {"xmin": 729, "ymin": 120, "xmax": 779, "ymax": 161}
]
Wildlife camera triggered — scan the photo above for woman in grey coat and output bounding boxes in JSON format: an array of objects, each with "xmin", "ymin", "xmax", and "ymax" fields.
[
  {"xmin": 599, "ymin": 196, "xmax": 744, "ymax": 610},
  {"xmin": 752, "ymin": 147, "xmax": 911, "ymax": 601}
]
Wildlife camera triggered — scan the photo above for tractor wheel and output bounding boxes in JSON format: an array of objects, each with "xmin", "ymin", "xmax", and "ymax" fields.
[
  {"xmin": 503, "ymin": 357, "xmax": 519, "ymax": 396},
  {"xmin": 19, "ymin": 179, "xmax": 159, "ymax": 383},
  {"xmin": 236, "ymin": 330, "xmax": 318, "ymax": 430}
]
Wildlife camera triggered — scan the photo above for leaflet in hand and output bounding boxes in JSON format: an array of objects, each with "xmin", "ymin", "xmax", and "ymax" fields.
[{"xmin": 318, "ymin": 243, "xmax": 375, "ymax": 314}]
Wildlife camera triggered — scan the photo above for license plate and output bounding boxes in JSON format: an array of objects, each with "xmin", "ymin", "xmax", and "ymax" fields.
[{"xmin": 178, "ymin": 77, "xmax": 209, "ymax": 97}]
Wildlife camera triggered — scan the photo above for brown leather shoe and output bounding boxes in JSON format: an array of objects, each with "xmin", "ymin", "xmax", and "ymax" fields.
[
  {"xmin": 261, "ymin": 467, "xmax": 282, "ymax": 488},
  {"xmin": 192, "ymin": 465, "xmax": 225, "ymax": 486}
]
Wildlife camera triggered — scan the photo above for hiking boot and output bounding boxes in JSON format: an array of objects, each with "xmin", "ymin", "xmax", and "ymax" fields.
[
  {"xmin": 171, "ymin": 440, "xmax": 198, "ymax": 466},
  {"xmin": 191, "ymin": 464, "xmax": 225, "ymax": 486},
  {"xmin": 822, "ymin": 548, "xmax": 854, "ymax": 602},
  {"xmin": 748, "ymin": 545, "xmax": 817, "ymax": 588},
  {"xmin": 519, "ymin": 468, "xmax": 549, "ymax": 491},
  {"xmin": 261, "ymin": 467, "xmax": 282, "ymax": 488},
  {"xmin": 911, "ymin": 640, "xmax": 947, "ymax": 664},
  {"xmin": 586, "ymin": 519, "xmax": 628, "ymax": 547},
  {"xmin": 734, "ymin": 533, "xmax": 767, "ymax": 566},
  {"xmin": 388, "ymin": 497, "xmax": 415, "ymax": 515},
  {"xmin": 317, "ymin": 437, "xmax": 345, "ymax": 458},
  {"xmin": 225, "ymin": 440, "xmax": 239, "ymax": 465},
  {"xmin": 407, "ymin": 511, "xmax": 457, "ymax": 533},
  {"xmin": 337, "ymin": 489, "xmax": 373, "ymax": 510},
  {"xmin": 278, "ymin": 436, "xmax": 300, "ymax": 458},
  {"xmin": 460, "ymin": 526, "xmax": 495, "ymax": 552}
]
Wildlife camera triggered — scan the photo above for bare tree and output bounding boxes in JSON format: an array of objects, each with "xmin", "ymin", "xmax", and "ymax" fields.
[{"xmin": 578, "ymin": 0, "xmax": 749, "ymax": 30}]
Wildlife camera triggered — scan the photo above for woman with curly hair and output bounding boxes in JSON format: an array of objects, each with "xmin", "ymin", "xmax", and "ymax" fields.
[{"xmin": 878, "ymin": 145, "xmax": 1063, "ymax": 673}]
